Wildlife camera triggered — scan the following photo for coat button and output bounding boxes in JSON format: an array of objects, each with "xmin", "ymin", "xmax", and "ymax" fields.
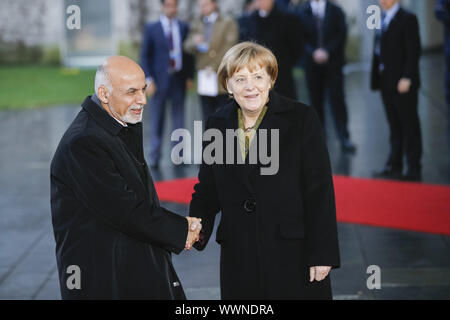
[
  {"xmin": 173, "ymin": 281, "xmax": 180, "ymax": 287},
  {"xmin": 243, "ymin": 199, "xmax": 256, "ymax": 213}
]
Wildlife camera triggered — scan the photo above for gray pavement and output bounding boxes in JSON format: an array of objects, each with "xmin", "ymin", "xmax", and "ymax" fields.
[{"xmin": 0, "ymin": 52, "xmax": 449, "ymax": 300}]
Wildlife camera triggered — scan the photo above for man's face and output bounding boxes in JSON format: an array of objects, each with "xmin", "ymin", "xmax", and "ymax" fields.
[
  {"xmin": 107, "ymin": 68, "xmax": 147, "ymax": 124},
  {"xmin": 379, "ymin": 0, "xmax": 398, "ymax": 11},
  {"xmin": 162, "ymin": 0, "xmax": 178, "ymax": 19},
  {"xmin": 198, "ymin": 0, "xmax": 216, "ymax": 17},
  {"xmin": 255, "ymin": 0, "xmax": 275, "ymax": 12}
]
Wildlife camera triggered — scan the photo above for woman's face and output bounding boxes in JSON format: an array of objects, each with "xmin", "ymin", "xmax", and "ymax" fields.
[{"xmin": 227, "ymin": 66, "xmax": 272, "ymax": 114}]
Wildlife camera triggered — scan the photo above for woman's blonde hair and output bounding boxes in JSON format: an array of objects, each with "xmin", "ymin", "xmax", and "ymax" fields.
[{"xmin": 218, "ymin": 41, "xmax": 278, "ymax": 92}]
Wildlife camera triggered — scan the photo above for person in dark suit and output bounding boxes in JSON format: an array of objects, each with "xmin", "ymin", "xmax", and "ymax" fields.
[
  {"xmin": 238, "ymin": 0, "xmax": 258, "ymax": 41},
  {"xmin": 140, "ymin": 0, "xmax": 194, "ymax": 168},
  {"xmin": 371, "ymin": 0, "xmax": 422, "ymax": 181},
  {"xmin": 189, "ymin": 42, "xmax": 340, "ymax": 299},
  {"xmin": 239, "ymin": 0, "xmax": 303, "ymax": 100},
  {"xmin": 50, "ymin": 56, "xmax": 202, "ymax": 299},
  {"xmin": 435, "ymin": 0, "xmax": 450, "ymax": 108},
  {"xmin": 297, "ymin": 0, "xmax": 356, "ymax": 153}
]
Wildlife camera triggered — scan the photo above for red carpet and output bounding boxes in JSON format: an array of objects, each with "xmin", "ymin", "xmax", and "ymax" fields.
[{"xmin": 155, "ymin": 176, "xmax": 450, "ymax": 236}]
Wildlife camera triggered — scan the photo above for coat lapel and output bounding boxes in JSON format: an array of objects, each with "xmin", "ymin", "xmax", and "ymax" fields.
[
  {"xmin": 216, "ymin": 92, "xmax": 294, "ymax": 194},
  {"xmin": 383, "ymin": 8, "xmax": 403, "ymax": 40},
  {"xmin": 244, "ymin": 91, "xmax": 293, "ymax": 178},
  {"xmin": 157, "ymin": 21, "xmax": 170, "ymax": 52},
  {"xmin": 321, "ymin": 1, "xmax": 330, "ymax": 38},
  {"xmin": 304, "ymin": 3, "xmax": 315, "ymax": 35}
]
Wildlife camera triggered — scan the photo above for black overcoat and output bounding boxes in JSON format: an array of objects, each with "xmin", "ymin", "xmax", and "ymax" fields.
[
  {"xmin": 50, "ymin": 97, "xmax": 188, "ymax": 299},
  {"xmin": 190, "ymin": 91, "xmax": 341, "ymax": 299}
]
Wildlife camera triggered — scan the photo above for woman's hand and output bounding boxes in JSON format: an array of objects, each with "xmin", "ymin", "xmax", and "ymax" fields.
[
  {"xmin": 185, "ymin": 217, "xmax": 202, "ymax": 250},
  {"xmin": 309, "ymin": 266, "xmax": 332, "ymax": 282},
  {"xmin": 397, "ymin": 78, "xmax": 412, "ymax": 94}
]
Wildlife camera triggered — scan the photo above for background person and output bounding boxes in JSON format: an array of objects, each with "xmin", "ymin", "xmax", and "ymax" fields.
[
  {"xmin": 184, "ymin": 0, "xmax": 239, "ymax": 122},
  {"xmin": 371, "ymin": 0, "xmax": 423, "ymax": 181},
  {"xmin": 239, "ymin": 0, "xmax": 303, "ymax": 100},
  {"xmin": 140, "ymin": 0, "xmax": 194, "ymax": 168},
  {"xmin": 297, "ymin": 0, "xmax": 356, "ymax": 153}
]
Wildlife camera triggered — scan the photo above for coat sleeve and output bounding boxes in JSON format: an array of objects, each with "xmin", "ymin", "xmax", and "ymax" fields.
[
  {"xmin": 213, "ymin": 18, "xmax": 239, "ymax": 71},
  {"xmin": 300, "ymin": 106, "xmax": 340, "ymax": 268},
  {"xmin": 140, "ymin": 24, "xmax": 154, "ymax": 80},
  {"xmin": 286, "ymin": 12, "xmax": 303, "ymax": 64},
  {"xmin": 183, "ymin": 20, "xmax": 201, "ymax": 55},
  {"xmin": 189, "ymin": 119, "xmax": 221, "ymax": 251},
  {"xmin": 65, "ymin": 135, "xmax": 188, "ymax": 254},
  {"xmin": 324, "ymin": 8, "xmax": 347, "ymax": 57},
  {"xmin": 182, "ymin": 23, "xmax": 196, "ymax": 80},
  {"xmin": 402, "ymin": 14, "xmax": 421, "ymax": 83}
]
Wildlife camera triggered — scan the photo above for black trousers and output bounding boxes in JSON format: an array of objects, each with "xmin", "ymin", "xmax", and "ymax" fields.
[
  {"xmin": 380, "ymin": 88, "xmax": 422, "ymax": 173},
  {"xmin": 305, "ymin": 65, "xmax": 350, "ymax": 142},
  {"xmin": 200, "ymin": 94, "xmax": 229, "ymax": 122}
]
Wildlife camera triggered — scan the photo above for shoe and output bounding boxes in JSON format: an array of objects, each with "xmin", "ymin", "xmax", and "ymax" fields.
[
  {"xmin": 341, "ymin": 139, "xmax": 357, "ymax": 153},
  {"xmin": 401, "ymin": 171, "xmax": 422, "ymax": 182},
  {"xmin": 372, "ymin": 167, "xmax": 402, "ymax": 180}
]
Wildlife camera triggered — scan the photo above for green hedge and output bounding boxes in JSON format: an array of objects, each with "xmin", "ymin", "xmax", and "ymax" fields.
[{"xmin": 0, "ymin": 65, "xmax": 95, "ymax": 110}]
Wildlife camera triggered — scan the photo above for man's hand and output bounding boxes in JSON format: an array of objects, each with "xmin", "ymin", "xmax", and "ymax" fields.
[
  {"xmin": 397, "ymin": 78, "xmax": 412, "ymax": 94},
  {"xmin": 309, "ymin": 266, "xmax": 332, "ymax": 282},
  {"xmin": 185, "ymin": 217, "xmax": 202, "ymax": 250},
  {"xmin": 146, "ymin": 79, "xmax": 157, "ymax": 97},
  {"xmin": 193, "ymin": 34, "xmax": 205, "ymax": 45},
  {"xmin": 313, "ymin": 48, "xmax": 329, "ymax": 65},
  {"xmin": 186, "ymin": 79, "xmax": 193, "ymax": 91}
]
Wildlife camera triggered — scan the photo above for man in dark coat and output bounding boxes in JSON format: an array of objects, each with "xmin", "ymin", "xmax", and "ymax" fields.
[
  {"xmin": 371, "ymin": 0, "xmax": 422, "ymax": 181},
  {"xmin": 190, "ymin": 91, "xmax": 340, "ymax": 299},
  {"xmin": 435, "ymin": 0, "xmax": 450, "ymax": 108},
  {"xmin": 50, "ymin": 56, "xmax": 201, "ymax": 299},
  {"xmin": 296, "ymin": 0, "xmax": 356, "ymax": 153},
  {"xmin": 239, "ymin": 0, "xmax": 303, "ymax": 100}
]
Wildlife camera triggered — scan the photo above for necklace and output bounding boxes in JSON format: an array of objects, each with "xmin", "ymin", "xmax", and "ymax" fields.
[{"xmin": 244, "ymin": 125, "xmax": 255, "ymax": 133}]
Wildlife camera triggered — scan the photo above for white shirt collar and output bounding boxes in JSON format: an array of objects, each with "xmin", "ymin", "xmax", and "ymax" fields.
[
  {"xmin": 383, "ymin": 2, "xmax": 400, "ymax": 23},
  {"xmin": 310, "ymin": 0, "xmax": 327, "ymax": 18},
  {"xmin": 203, "ymin": 11, "xmax": 218, "ymax": 23},
  {"xmin": 258, "ymin": 10, "xmax": 269, "ymax": 18},
  {"xmin": 160, "ymin": 14, "xmax": 177, "ymax": 29},
  {"xmin": 112, "ymin": 116, "xmax": 127, "ymax": 127},
  {"xmin": 91, "ymin": 94, "xmax": 127, "ymax": 127}
]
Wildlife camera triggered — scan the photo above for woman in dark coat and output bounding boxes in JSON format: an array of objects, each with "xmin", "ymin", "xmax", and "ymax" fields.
[{"xmin": 189, "ymin": 42, "xmax": 340, "ymax": 299}]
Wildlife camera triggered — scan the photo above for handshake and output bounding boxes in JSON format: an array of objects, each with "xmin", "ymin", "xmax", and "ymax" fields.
[{"xmin": 185, "ymin": 217, "xmax": 202, "ymax": 250}]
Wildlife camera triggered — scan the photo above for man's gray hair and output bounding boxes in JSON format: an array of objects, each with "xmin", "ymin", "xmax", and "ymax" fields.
[{"xmin": 94, "ymin": 62, "xmax": 113, "ymax": 94}]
